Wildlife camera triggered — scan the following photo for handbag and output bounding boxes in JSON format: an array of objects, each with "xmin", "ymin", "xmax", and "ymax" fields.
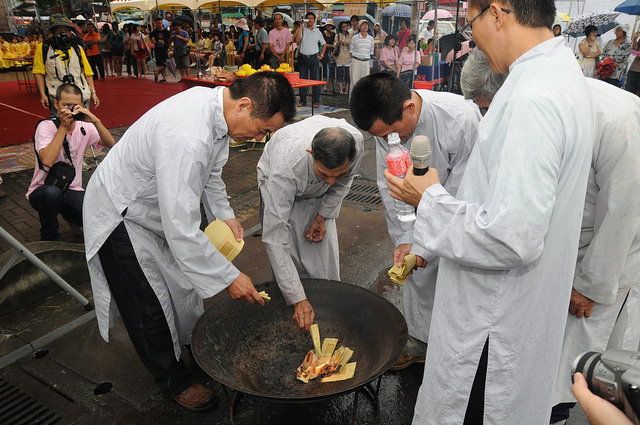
[
  {"xmin": 35, "ymin": 136, "xmax": 76, "ymax": 193},
  {"xmin": 176, "ymin": 44, "xmax": 190, "ymax": 57},
  {"xmin": 333, "ymin": 44, "xmax": 341, "ymax": 57}
]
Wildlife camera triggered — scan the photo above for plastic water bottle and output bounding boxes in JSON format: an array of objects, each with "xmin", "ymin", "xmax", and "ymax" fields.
[{"xmin": 385, "ymin": 132, "xmax": 416, "ymax": 222}]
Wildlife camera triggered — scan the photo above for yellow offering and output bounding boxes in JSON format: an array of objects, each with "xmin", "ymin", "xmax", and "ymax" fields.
[
  {"xmin": 387, "ymin": 254, "xmax": 417, "ymax": 285},
  {"xmin": 204, "ymin": 219, "xmax": 245, "ymax": 261}
]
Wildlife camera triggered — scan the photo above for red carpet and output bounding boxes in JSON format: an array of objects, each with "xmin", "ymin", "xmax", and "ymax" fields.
[{"xmin": 0, "ymin": 77, "xmax": 183, "ymax": 147}]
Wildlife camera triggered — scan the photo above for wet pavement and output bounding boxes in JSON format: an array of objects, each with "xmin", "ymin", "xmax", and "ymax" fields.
[
  {"xmin": 0, "ymin": 82, "xmax": 591, "ymax": 424},
  {"xmin": 0, "ymin": 105, "xmax": 428, "ymax": 425}
]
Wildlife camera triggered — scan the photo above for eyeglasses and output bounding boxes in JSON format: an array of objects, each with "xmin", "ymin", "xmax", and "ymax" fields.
[{"xmin": 463, "ymin": 5, "xmax": 511, "ymax": 32}]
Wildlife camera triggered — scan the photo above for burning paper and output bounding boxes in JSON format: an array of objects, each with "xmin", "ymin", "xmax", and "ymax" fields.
[{"xmin": 296, "ymin": 324, "xmax": 356, "ymax": 383}]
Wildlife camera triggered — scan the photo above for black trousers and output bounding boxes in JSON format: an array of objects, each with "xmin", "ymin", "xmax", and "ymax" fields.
[
  {"xmin": 98, "ymin": 221, "xmax": 194, "ymax": 394},
  {"xmin": 87, "ymin": 54, "xmax": 105, "ymax": 79},
  {"xmin": 463, "ymin": 338, "xmax": 489, "ymax": 425}
]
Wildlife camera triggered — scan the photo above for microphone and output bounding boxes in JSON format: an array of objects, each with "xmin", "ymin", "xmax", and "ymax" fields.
[{"xmin": 410, "ymin": 135, "xmax": 432, "ymax": 176}]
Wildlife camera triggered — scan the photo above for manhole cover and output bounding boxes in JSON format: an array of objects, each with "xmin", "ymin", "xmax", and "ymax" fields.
[
  {"xmin": 0, "ymin": 377, "xmax": 63, "ymax": 424},
  {"xmin": 344, "ymin": 182, "xmax": 383, "ymax": 209}
]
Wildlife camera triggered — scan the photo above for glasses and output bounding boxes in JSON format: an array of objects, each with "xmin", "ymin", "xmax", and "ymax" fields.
[{"xmin": 463, "ymin": 5, "xmax": 511, "ymax": 32}]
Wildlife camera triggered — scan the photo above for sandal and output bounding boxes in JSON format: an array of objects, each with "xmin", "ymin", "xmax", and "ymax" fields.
[
  {"xmin": 312, "ymin": 102, "xmax": 320, "ymax": 108},
  {"xmin": 297, "ymin": 102, "xmax": 306, "ymax": 107}
]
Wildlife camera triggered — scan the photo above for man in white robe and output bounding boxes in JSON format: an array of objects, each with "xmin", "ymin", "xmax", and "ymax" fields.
[
  {"xmin": 461, "ymin": 49, "xmax": 640, "ymax": 425},
  {"xmin": 551, "ymin": 79, "xmax": 640, "ymax": 424},
  {"xmin": 83, "ymin": 72, "xmax": 295, "ymax": 411},
  {"xmin": 257, "ymin": 115, "xmax": 364, "ymax": 331},
  {"xmin": 349, "ymin": 73, "xmax": 480, "ymax": 369},
  {"xmin": 385, "ymin": 1, "xmax": 596, "ymax": 423}
]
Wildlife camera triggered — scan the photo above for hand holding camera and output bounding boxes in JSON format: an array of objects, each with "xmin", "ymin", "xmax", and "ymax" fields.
[{"xmin": 572, "ymin": 350, "xmax": 640, "ymax": 425}]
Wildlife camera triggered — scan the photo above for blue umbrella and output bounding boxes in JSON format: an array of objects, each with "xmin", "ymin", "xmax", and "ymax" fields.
[
  {"xmin": 381, "ymin": 4, "xmax": 411, "ymax": 18},
  {"xmin": 615, "ymin": 0, "xmax": 640, "ymax": 16}
]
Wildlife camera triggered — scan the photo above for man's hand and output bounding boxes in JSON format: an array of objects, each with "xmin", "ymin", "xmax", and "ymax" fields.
[
  {"xmin": 572, "ymin": 372, "xmax": 633, "ymax": 425},
  {"xmin": 293, "ymin": 299, "xmax": 315, "ymax": 331},
  {"xmin": 224, "ymin": 218, "xmax": 244, "ymax": 242},
  {"xmin": 225, "ymin": 272, "xmax": 264, "ymax": 305},
  {"xmin": 91, "ymin": 92, "xmax": 100, "ymax": 108},
  {"xmin": 71, "ymin": 104, "xmax": 98, "ymax": 124},
  {"xmin": 58, "ymin": 106, "xmax": 75, "ymax": 129},
  {"xmin": 393, "ymin": 243, "xmax": 426, "ymax": 268},
  {"xmin": 384, "ymin": 165, "xmax": 440, "ymax": 207},
  {"xmin": 304, "ymin": 214, "xmax": 326, "ymax": 242},
  {"xmin": 569, "ymin": 288, "xmax": 595, "ymax": 318},
  {"xmin": 40, "ymin": 94, "xmax": 49, "ymax": 109}
]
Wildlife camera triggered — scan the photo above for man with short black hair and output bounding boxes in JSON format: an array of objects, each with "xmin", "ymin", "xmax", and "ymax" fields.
[
  {"xmin": 253, "ymin": 18, "xmax": 269, "ymax": 66},
  {"xmin": 170, "ymin": 21, "xmax": 190, "ymax": 81},
  {"xmin": 257, "ymin": 115, "xmax": 363, "ymax": 332},
  {"xmin": 294, "ymin": 12, "xmax": 327, "ymax": 108},
  {"xmin": 84, "ymin": 72, "xmax": 296, "ymax": 412},
  {"xmin": 350, "ymin": 72, "xmax": 479, "ymax": 370},
  {"xmin": 27, "ymin": 83, "xmax": 114, "ymax": 241},
  {"xmin": 268, "ymin": 12, "xmax": 292, "ymax": 69},
  {"xmin": 151, "ymin": 18, "xmax": 171, "ymax": 82},
  {"xmin": 385, "ymin": 0, "xmax": 596, "ymax": 423},
  {"xmin": 420, "ymin": 20, "xmax": 435, "ymax": 44}
]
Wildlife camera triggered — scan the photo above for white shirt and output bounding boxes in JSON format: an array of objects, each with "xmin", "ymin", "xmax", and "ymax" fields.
[
  {"xmin": 298, "ymin": 25, "xmax": 325, "ymax": 56},
  {"xmin": 349, "ymin": 32, "xmax": 374, "ymax": 60},
  {"xmin": 412, "ymin": 37, "xmax": 596, "ymax": 424}
]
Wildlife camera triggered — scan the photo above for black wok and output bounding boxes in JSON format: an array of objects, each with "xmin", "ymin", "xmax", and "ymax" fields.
[{"xmin": 191, "ymin": 279, "xmax": 407, "ymax": 402}]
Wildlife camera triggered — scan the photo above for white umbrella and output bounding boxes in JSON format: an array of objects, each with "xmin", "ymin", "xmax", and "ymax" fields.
[
  {"xmin": 565, "ymin": 9, "xmax": 620, "ymax": 35},
  {"xmin": 74, "ymin": 14, "xmax": 86, "ymax": 21},
  {"xmin": 422, "ymin": 9, "xmax": 453, "ymax": 20}
]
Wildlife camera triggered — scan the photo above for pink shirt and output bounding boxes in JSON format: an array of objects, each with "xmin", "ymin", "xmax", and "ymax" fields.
[
  {"xmin": 398, "ymin": 49, "xmax": 420, "ymax": 73},
  {"xmin": 27, "ymin": 120, "xmax": 102, "ymax": 198},
  {"xmin": 379, "ymin": 46, "xmax": 398, "ymax": 71},
  {"xmin": 267, "ymin": 27, "xmax": 292, "ymax": 54}
]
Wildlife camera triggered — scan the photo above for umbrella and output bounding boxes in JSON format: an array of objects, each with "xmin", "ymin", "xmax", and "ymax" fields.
[
  {"xmin": 381, "ymin": 4, "xmax": 411, "ymax": 18},
  {"xmin": 174, "ymin": 14, "xmax": 193, "ymax": 24},
  {"xmin": 565, "ymin": 19, "xmax": 621, "ymax": 37},
  {"xmin": 565, "ymin": 9, "xmax": 620, "ymax": 35},
  {"xmin": 422, "ymin": 9, "xmax": 453, "ymax": 20},
  {"xmin": 615, "ymin": 0, "xmax": 640, "ymax": 16}
]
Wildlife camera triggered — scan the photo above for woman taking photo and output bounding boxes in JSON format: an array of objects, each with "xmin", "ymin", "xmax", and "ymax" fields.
[
  {"xmin": 579, "ymin": 25, "xmax": 600, "ymax": 78},
  {"xmin": 397, "ymin": 34, "xmax": 420, "ymax": 87}
]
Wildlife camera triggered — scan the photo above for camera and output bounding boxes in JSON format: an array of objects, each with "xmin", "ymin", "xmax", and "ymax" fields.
[
  {"xmin": 51, "ymin": 32, "xmax": 74, "ymax": 51},
  {"xmin": 72, "ymin": 112, "xmax": 86, "ymax": 121},
  {"xmin": 573, "ymin": 349, "xmax": 640, "ymax": 425}
]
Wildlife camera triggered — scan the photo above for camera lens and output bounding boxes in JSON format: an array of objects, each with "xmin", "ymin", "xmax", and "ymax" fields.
[{"xmin": 572, "ymin": 351, "xmax": 601, "ymax": 384}]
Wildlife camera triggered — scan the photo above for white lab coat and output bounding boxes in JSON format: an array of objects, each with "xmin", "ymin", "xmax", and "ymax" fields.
[
  {"xmin": 374, "ymin": 91, "xmax": 479, "ymax": 343},
  {"xmin": 257, "ymin": 115, "xmax": 364, "ymax": 305},
  {"xmin": 553, "ymin": 79, "xmax": 640, "ymax": 405},
  {"xmin": 412, "ymin": 37, "xmax": 596, "ymax": 424},
  {"xmin": 84, "ymin": 87, "xmax": 240, "ymax": 359}
]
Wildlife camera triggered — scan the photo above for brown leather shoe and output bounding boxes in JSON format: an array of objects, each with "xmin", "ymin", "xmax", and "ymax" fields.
[
  {"xmin": 390, "ymin": 353, "xmax": 426, "ymax": 371},
  {"xmin": 172, "ymin": 383, "xmax": 217, "ymax": 411}
]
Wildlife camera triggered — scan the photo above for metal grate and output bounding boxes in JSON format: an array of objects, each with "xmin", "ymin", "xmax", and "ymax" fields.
[
  {"xmin": 344, "ymin": 182, "xmax": 383, "ymax": 208},
  {"xmin": 0, "ymin": 378, "xmax": 63, "ymax": 425}
]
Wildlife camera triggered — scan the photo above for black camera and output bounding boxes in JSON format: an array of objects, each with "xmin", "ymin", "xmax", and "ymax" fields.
[
  {"xmin": 573, "ymin": 349, "xmax": 640, "ymax": 425},
  {"xmin": 72, "ymin": 112, "xmax": 86, "ymax": 121},
  {"xmin": 51, "ymin": 32, "xmax": 74, "ymax": 51}
]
